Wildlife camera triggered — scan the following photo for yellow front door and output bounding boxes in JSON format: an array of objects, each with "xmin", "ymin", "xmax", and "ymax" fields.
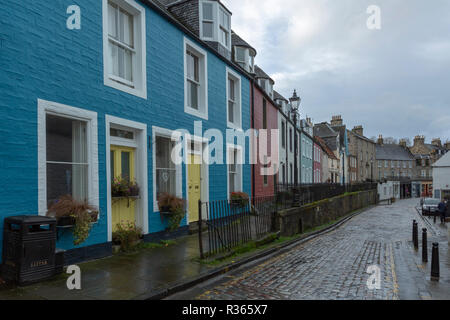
[
  {"xmin": 188, "ymin": 154, "xmax": 202, "ymax": 223},
  {"xmin": 111, "ymin": 146, "xmax": 136, "ymax": 231}
]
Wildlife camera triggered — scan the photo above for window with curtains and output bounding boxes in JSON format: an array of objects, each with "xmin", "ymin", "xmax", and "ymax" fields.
[
  {"xmin": 186, "ymin": 50, "xmax": 200, "ymax": 110},
  {"xmin": 104, "ymin": 0, "xmax": 146, "ymax": 98},
  {"xmin": 46, "ymin": 114, "xmax": 88, "ymax": 207},
  {"xmin": 184, "ymin": 39, "xmax": 208, "ymax": 119},
  {"xmin": 108, "ymin": 2, "xmax": 134, "ymax": 85},
  {"xmin": 227, "ymin": 69, "xmax": 241, "ymax": 128},
  {"xmin": 155, "ymin": 136, "xmax": 176, "ymax": 198},
  {"xmin": 228, "ymin": 148, "xmax": 242, "ymax": 193}
]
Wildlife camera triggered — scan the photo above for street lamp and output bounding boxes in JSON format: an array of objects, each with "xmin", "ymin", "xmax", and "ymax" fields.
[
  {"xmin": 290, "ymin": 90, "xmax": 301, "ymax": 186},
  {"xmin": 370, "ymin": 159, "xmax": 374, "ymax": 182}
]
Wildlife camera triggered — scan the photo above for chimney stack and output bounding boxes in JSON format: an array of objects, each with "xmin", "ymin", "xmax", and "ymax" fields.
[
  {"xmin": 377, "ymin": 135, "xmax": 384, "ymax": 145},
  {"xmin": 445, "ymin": 141, "xmax": 450, "ymax": 150},
  {"xmin": 399, "ymin": 139, "xmax": 407, "ymax": 148},
  {"xmin": 330, "ymin": 115, "xmax": 343, "ymax": 126},
  {"xmin": 431, "ymin": 138, "xmax": 442, "ymax": 147},
  {"xmin": 414, "ymin": 135, "xmax": 425, "ymax": 147},
  {"xmin": 352, "ymin": 125, "xmax": 364, "ymax": 137}
]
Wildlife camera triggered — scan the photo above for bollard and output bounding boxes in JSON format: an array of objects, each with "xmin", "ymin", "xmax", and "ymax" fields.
[
  {"xmin": 433, "ymin": 213, "xmax": 436, "ymax": 224},
  {"xmin": 431, "ymin": 243, "xmax": 440, "ymax": 281},
  {"xmin": 412, "ymin": 220, "xmax": 417, "ymax": 243},
  {"xmin": 422, "ymin": 228, "xmax": 428, "ymax": 263},
  {"xmin": 413, "ymin": 221, "xmax": 419, "ymax": 250}
]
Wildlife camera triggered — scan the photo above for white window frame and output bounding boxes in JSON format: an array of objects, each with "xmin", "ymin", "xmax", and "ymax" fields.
[
  {"xmin": 226, "ymin": 144, "xmax": 243, "ymax": 199},
  {"xmin": 226, "ymin": 67, "xmax": 242, "ymax": 129},
  {"xmin": 102, "ymin": 0, "xmax": 147, "ymax": 99},
  {"xmin": 152, "ymin": 126, "xmax": 183, "ymax": 213},
  {"xmin": 184, "ymin": 37, "xmax": 208, "ymax": 120},
  {"xmin": 38, "ymin": 99, "xmax": 99, "ymax": 216},
  {"xmin": 199, "ymin": 0, "xmax": 231, "ymax": 51}
]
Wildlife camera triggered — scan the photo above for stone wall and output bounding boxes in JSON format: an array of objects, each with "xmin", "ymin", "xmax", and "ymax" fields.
[{"xmin": 276, "ymin": 190, "xmax": 377, "ymax": 237}]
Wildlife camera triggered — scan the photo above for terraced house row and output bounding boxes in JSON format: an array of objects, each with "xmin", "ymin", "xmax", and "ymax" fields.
[{"xmin": 0, "ymin": 0, "xmax": 329, "ymax": 264}]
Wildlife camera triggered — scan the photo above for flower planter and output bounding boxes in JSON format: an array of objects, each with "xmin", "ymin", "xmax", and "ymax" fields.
[{"xmin": 56, "ymin": 211, "xmax": 99, "ymax": 227}]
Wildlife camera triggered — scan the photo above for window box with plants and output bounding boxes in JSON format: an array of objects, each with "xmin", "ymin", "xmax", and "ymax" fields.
[
  {"xmin": 230, "ymin": 192, "xmax": 250, "ymax": 208},
  {"xmin": 111, "ymin": 177, "xmax": 140, "ymax": 207},
  {"xmin": 157, "ymin": 193, "xmax": 186, "ymax": 232},
  {"xmin": 46, "ymin": 195, "xmax": 99, "ymax": 246}
]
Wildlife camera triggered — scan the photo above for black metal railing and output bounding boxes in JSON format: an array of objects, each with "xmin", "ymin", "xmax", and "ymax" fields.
[
  {"xmin": 198, "ymin": 196, "xmax": 276, "ymax": 258},
  {"xmin": 275, "ymin": 182, "xmax": 377, "ymax": 210}
]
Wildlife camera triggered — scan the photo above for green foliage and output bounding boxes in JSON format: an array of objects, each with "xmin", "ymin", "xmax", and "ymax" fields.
[
  {"xmin": 46, "ymin": 195, "xmax": 98, "ymax": 246},
  {"xmin": 157, "ymin": 193, "xmax": 186, "ymax": 232},
  {"xmin": 112, "ymin": 221, "xmax": 142, "ymax": 252},
  {"xmin": 230, "ymin": 192, "xmax": 250, "ymax": 207},
  {"xmin": 111, "ymin": 176, "xmax": 140, "ymax": 197}
]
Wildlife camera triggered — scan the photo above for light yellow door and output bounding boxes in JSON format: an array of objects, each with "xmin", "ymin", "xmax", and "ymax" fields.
[
  {"xmin": 111, "ymin": 146, "xmax": 136, "ymax": 231},
  {"xmin": 188, "ymin": 154, "xmax": 202, "ymax": 223}
]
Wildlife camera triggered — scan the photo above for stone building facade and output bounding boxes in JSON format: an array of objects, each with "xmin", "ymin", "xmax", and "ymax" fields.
[{"xmin": 347, "ymin": 126, "xmax": 377, "ymax": 182}]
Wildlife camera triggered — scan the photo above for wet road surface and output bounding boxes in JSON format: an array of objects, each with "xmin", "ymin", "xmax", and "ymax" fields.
[{"xmin": 168, "ymin": 199, "xmax": 450, "ymax": 300}]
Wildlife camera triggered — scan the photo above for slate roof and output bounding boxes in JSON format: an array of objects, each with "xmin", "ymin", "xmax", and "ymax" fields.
[
  {"xmin": 254, "ymin": 65, "xmax": 274, "ymax": 84},
  {"xmin": 348, "ymin": 130, "xmax": 375, "ymax": 144},
  {"xmin": 315, "ymin": 136, "xmax": 338, "ymax": 160},
  {"xmin": 314, "ymin": 122, "xmax": 338, "ymax": 138},
  {"xmin": 375, "ymin": 144, "xmax": 415, "ymax": 161},
  {"xmin": 273, "ymin": 90, "xmax": 288, "ymax": 102},
  {"xmin": 314, "ymin": 123, "xmax": 339, "ymax": 152},
  {"xmin": 231, "ymin": 31, "xmax": 256, "ymax": 55}
]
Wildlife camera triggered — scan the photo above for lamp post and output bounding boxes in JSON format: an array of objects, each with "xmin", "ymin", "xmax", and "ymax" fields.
[
  {"xmin": 290, "ymin": 90, "xmax": 301, "ymax": 186},
  {"xmin": 370, "ymin": 158, "xmax": 374, "ymax": 182}
]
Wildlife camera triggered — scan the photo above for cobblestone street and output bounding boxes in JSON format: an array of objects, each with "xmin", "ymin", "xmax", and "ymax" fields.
[{"xmin": 169, "ymin": 199, "xmax": 449, "ymax": 300}]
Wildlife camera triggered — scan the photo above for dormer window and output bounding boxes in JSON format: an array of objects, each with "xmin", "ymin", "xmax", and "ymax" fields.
[
  {"xmin": 234, "ymin": 47, "xmax": 255, "ymax": 73},
  {"xmin": 219, "ymin": 8, "xmax": 230, "ymax": 48},
  {"xmin": 199, "ymin": 1, "xmax": 231, "ymax": 50},
  {"xmin": 258, "ymin": 78, "xmax": 273, "ymax": 99},
  {"xmin": 201, "ymin": 2, "xmax": 214, "ymax": 39}
]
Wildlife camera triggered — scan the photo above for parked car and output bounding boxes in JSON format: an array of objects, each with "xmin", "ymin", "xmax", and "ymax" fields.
[{"xmin": 421, "ymin": 198, "xmax": 440, "ymax": 215}]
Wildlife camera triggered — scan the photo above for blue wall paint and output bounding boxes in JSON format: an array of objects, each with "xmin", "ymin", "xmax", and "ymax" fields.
[
  {"xmin": 0, "ymin": 0, "xmax": 251, "ymax": 258},
  {"xmin": 300, "ymin": 132, "xmax": 313, "ymax": 183}
]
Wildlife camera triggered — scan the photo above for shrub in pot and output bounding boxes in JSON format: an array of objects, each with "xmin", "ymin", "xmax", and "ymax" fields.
[
  {"xmin": 230, "ymin": 192, "xmax": 250, "ymax": 208},
  {"xmin": 112, "ymin": 221, "xmax": 142, "ymax": 252},
  {"xmin": 46, "ymin": 195, "xmax": 99, "ymax": 246},
  {"xmin": 157, "ymin": 193, "xmax": 186, "ymax": 232}
]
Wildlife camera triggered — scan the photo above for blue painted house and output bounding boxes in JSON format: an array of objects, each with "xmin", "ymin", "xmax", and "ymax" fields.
[
  {"xmin": 300, "ymin": 119, "xmax": 314, "ymax": 184},
  {"xmin": 0, "ymin": 0, "xmax": 252, "ymax": 264}
]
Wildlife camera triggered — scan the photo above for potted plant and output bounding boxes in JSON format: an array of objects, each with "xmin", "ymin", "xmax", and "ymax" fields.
[
  {"xmin": 112, "ymin": 177, "xmax": 140, "ymax": 198},
  {"xmin": 112, "ymin": 221, "xmax": 142, "ymax": 253},
  {"xmin": 157, "ymin": 193, "xmax": 186, "ymax": 232},
  {"xmin": 230, "ymin": 192, "xmax": 250, "ymax": 208},
  {"xmin": 46, "ymin": 195, "xmax": 99, "ymax": 246}
]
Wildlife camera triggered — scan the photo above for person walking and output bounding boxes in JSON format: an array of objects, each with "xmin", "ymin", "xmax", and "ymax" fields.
[{"xmin": 438, "ymin": 199, "xmax": 447, "ymax": 224}]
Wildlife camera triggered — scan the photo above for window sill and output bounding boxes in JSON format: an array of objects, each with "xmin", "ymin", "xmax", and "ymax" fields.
[
  {"xmin": 227, "ymin": 122, "xmax": 242, "ymax": 131},
  {"xmin": 104, "ymin": 77, "xmax": 147, "ymax": 99},
  {"xmin": 185, "ymin": 106, "xmax": 208, "ymax": 120}
]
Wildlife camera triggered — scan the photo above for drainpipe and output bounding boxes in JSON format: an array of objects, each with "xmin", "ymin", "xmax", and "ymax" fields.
[{"xmin": 251, "ymin": 80, "xmax": 255, "ymax": 201}]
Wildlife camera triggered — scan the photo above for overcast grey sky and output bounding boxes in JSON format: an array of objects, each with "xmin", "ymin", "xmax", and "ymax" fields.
[{"xmin": 222, "ymin": 0, "xmax": 450, "ymax": 143}]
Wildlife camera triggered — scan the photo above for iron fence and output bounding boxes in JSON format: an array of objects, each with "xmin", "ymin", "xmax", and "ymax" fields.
[{"xmin": 198, "ymin": 196, "xmax": 276, "ymax": 258}]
